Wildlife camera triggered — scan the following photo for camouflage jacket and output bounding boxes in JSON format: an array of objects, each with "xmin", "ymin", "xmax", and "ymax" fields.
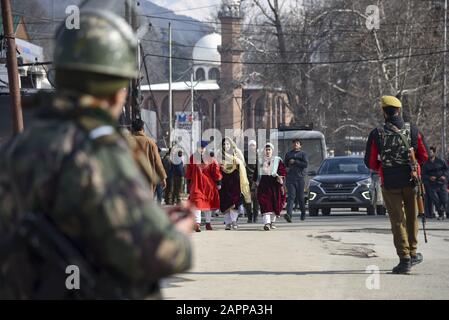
[{"xmin": 0, "ymin": 94, "xmax": 192, "ymax": 299}]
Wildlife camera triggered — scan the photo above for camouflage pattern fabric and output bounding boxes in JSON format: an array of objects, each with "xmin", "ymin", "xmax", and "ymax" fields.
[
  {"xmin": 378, "ymin": 122, "xmax": 411, "ymax": 169},
  {"xmin": 0, "ymin": 93, "xmax": 191, "ymax": 299}
]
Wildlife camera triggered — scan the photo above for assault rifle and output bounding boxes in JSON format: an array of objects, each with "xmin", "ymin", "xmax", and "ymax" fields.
[{"xmin": 409, "ymin": 147, "xmax": 428, "ymax": 243}]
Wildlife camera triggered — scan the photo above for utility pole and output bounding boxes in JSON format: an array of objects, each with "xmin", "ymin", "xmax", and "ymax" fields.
[
  {"xmin": 442, "ymin": 0, "xmax": 448, "ymax": 155},
  {"xmin": 168, "ymin": 22, "xmax": 173, "ymax": 146},
  {"xmin": 1, "ymin": 0, "xmax": 23, "ymax": 135},
  {"xmin": 130, "ymin": 0, "xmax": 140, "ymax": 124},
  {"xmin": 191, "ymin": 71, "xmax": 194, "ymax": 155}
]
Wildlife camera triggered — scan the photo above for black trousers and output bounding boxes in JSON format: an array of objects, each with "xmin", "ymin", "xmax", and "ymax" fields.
[
  {"xmin": 424, "ymin": 184, "xmax": 434, "ymax": 218},
  {"xmin": 286, "ymin": 178, "xmax": 305, "ymax": 216},
  {"xmin": 244, "ymin": 190, "xmax": 259, "ymax": 221},
  {"xmin": 428, "ymin": 185, "xmax": 448, "ymax": 216}
]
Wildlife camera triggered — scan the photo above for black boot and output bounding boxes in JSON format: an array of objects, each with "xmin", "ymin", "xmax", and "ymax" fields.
[
  {"xmin": 253, "ymin": 211, "xmax": 258, "ymax": 223},
  {"xmin": 300, "ymin": 212, "xmax": 306, "ymax": 221},
  {"xmin": 392, "ymin": 258, "xmax": 411, "ymax": 274},
  {"xmin": 245, "ymin": 204, "xmax": 252, "ymax": 223},
  {"xmin": 411, "ymin": 253, "xmax": 423, "ymax": 266},
  {"xmin": 284, "ymin": 213, "xmax": 292, "ymax": 223}
]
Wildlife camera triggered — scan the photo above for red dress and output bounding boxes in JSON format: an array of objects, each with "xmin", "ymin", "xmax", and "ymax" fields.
[
  {"xmin": 185, "ymin": 154, "xmax": 222, "ymax": 211},
  {"xmin": 255, "ymin": 159, "xmax": 287, "ymax": 216}
]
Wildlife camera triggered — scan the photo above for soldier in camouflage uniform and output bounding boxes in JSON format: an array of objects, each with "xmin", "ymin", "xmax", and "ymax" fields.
[
  {"xmin": 0, "ymin": 3, "xmax": 194, "ymax": 299},
  {"xmin": 364, "ymin": 96, "xmax": 428, "ymax": 274}
]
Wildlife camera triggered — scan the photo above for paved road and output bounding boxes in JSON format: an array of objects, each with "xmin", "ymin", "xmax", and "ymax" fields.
[{"xmin": 162, "ymin": 210, "xmax": 449, "ymax": 300}]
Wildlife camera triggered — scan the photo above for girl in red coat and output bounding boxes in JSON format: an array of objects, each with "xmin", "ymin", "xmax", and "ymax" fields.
[
  {"xmin": 185, "ymin": 141, "xmax": 222, "ymax": 232},
  {"xmin": 254, "ymin": 143, "xmax": 287, "ymax": 231}
]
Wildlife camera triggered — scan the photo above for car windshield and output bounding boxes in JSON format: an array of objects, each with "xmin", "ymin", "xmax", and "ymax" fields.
[{"xmin": 318, "ymin": 158, "xmax": 370, "ymax": 175}]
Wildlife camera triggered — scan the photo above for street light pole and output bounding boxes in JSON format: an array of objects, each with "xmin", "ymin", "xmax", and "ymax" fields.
[
  {"xmin": 168, "ymin": 22, "xmax": 173, "ymax": 147},
  {"xmin": 1, "ymin": 0, "xmax": 23, "ymax": 135},
  {"xmin": 191, "ymin": 71, "xmax": 194, "ymax": 155},
  {"xmin": 442, "ymin": 0, "xmax": 448, "ymax": 155}
]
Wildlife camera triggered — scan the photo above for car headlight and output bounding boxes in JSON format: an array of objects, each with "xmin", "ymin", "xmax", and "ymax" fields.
[
  {"xmin": 309, "ymin": 179, "xmax": 321, "ymax": 187},
  {"xmin": 309, "ymin": 192, "xmax": 317, "ymax": 201},
  {"xmin": 357, "ymin": 178, "xmax": 372, "ymax": 188}
]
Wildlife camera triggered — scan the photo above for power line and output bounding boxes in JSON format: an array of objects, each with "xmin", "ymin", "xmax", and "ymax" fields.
[
  {"xmin": 150, "ymin": 23, "xmax": 446, "ymax": 38},
  {"xmin": 140, "ymin": 38, "xmax": 444, "ymax": 55},
  {"xmin": 143, "ymin": 48, "xmax": 449, "ymax": 65},
  {"xmin": 143, "ymin": 13, "xmax": 447, "ymax": 29},
  {"xmin": 150, "ymin": 4, "xmax": 221, "ymax": 16}
]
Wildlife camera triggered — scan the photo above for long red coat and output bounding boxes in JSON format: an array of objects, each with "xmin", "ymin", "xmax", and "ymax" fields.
[
  {"xmin": 185, "ymin": 154, "xmax": 222, "ymax": 211},
  {"xmin": 255, "ymin": 159, "xmax": 287, "ymax": 216}
]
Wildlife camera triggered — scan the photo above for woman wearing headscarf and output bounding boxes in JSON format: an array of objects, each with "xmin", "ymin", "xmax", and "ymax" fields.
[
  {"xmin": 218, "ymin": 137, "xmax": 251, "ymax": 230},
  {"xmin": 253, "ymin": 143, "xmax": 287, "ymax": 231},
  {"xmin": 185, "ymin": 141, "xmax": 222, "ymax": 232}
]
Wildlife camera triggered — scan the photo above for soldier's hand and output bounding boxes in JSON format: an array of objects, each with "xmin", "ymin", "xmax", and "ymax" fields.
[
  {"xmin": 430, "ymin": 176, "xmax": 437, "ymax": 181},
  {"xmin": 289, "ymin": 159, "xmax": 295, "ymax": 165},
  {"xmin": 161, "ymin": 179, "xmax": 167, "ymax": 189},
  {"xmin": 174, "ymin": 213, "xmax": 195, "ymax": 235},
  {"xmin": 166, "ymin": 202, "xmax": 195, "ymax": 234},
  {"xmin": 439, "ymin": 176, "xmax": 446, "ymax": 181}
]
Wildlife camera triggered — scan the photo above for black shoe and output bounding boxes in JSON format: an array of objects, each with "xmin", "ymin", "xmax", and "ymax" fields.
[
  {"xmin": 247, "ymin": 218, "xmax": 252, "ymax": 224},
  {"xmin": 284, "ymin": 214, "xmax": 292, "ymax": 223},
  {"xmin": 411, "ymin": 253, "xmax": 423, "ymax": 266},
  {"xmin": 392, "ymin": 258, "xmax": 411, "ymax": 274},
  {"xmin": 300, "ymin": 213, "xmax": 305, "ymax": 221}
]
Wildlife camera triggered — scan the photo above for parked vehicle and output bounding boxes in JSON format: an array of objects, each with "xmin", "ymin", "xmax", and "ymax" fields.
[{"xmin": 308, "ymin": 156, "xmax": 386, "ymax": 216}]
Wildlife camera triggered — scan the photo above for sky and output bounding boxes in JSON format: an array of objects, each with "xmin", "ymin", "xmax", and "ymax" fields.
[{"xmin": 149, "ymin": 0, "xmax": 223, "ymax": 21}]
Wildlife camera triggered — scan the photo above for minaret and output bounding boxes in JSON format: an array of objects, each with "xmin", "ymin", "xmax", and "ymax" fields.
[{"xmin": 218, "ymin": 0, "xmax": 243, "ymax": 133}]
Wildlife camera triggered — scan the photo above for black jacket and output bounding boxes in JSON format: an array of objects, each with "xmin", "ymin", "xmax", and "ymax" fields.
[
  {"xmin": 284, "ymin": 150, "xmax": 308, "ymax": 181},
  {"xmin": 422, "ymin": 157, "xmax": 449, "ymax": 187}
]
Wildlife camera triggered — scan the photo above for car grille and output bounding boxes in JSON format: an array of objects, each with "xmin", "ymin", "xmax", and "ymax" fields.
[{"xmin": 321, "ymin": 183, "xmax": 357, "ymax": 194}]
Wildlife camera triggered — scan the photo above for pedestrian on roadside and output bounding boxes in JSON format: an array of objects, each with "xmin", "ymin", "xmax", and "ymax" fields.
[
  {"xmin": 185, "ymin": 141, "xmax": 222, "ymax": 232},
  {"xmin": 422, "ymin": 146, "xmax": 448, "ymax": 220},
  {"xmin": 244, "ymin": 140, "xmax": 260, "ymax": 223},
  {"xmin": 254, "ymin": 143, "xmax": 287, "ymax": 231},
  {"xmin": 284, "ymin": 138, "xmax": 308, "ymax": 222}
]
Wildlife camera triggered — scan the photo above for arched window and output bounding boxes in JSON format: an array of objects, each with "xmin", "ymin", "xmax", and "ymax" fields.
[
  {"xmin": 276, "ymin": 96, "xmax": 284, "ymax": 127},
  {"xmin": 195, "ymin": 68, "xmax": 205, "ymax": 81},
  {"xmin": 208, "ymin": 68, "xmax": 220, "ymax": 81},
  {"xmin": 197, "ymin": 97, "xmax": 210, "ymax": 130},
  {"xmin": 244, "ymin": 94, "xmax": 252, "ymax": 130},
  {"xmin": 255, "ymin": 96, "xmax": 266, "ymax": 128}
]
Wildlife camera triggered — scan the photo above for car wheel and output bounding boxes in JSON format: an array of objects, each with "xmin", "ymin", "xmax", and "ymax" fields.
[
  {"xmin": 351, "ymin": 207, "xmax": 359, "ymax": 212},
  {"xmin": 367, "ymin": 205, "xmax": 375, "ymax": 215},
  {"xmin": 309, "ymin": 207, "xmax": 319, "ymax": 216},
  {"xmin": 322, "ymin": 208, "xmax": 331, "ymax": 216},
  {"xmin": 376, "ymin": 205, "xmax": 386, "ymax": 215}
]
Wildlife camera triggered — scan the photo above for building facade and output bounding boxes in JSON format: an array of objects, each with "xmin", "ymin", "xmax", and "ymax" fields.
[{"xmin": 141, "ymin": 0, "xmax": 293, "ymax": 146}]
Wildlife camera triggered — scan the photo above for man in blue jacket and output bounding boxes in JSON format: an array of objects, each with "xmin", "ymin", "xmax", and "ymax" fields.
[{"xmin": 284, "ymin": 138, "xmax": 308, "ymax": 221}]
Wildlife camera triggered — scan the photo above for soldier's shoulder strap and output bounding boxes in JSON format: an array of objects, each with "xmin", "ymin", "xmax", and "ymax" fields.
[{"xmin": 76, "ymin": 115, "xmax": 120, "ymax": 145}]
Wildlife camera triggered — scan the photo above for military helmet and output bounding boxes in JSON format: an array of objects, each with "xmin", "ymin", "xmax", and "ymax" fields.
[{"xmin": 54, "ymin": 9, "xmax": 138, "ymax": 79}]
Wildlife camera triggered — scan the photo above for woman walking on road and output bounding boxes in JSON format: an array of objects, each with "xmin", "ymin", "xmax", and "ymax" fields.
[{"xmin": 254, "ymin": 143, "xmax": 287, "ymax": 231}]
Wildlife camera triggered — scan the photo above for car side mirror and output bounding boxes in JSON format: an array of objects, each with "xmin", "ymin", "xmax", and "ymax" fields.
[{"xmin": 308, "ymin": 170, "xmax": 317, "ymax": 176}]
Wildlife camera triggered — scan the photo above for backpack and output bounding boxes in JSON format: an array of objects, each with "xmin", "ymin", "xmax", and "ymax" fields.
[{"xmin": 377, "ymin": 122, "xmax": 411, "ymax": 169}]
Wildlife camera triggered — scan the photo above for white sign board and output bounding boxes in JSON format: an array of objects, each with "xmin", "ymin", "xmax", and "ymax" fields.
[
  {"xmin": 173, "ymin": 111, "xmax": 201, "ymax": 155},
  {"xmin": 15, "ymin": 39, "xmax": 44, "ymax": 64}
]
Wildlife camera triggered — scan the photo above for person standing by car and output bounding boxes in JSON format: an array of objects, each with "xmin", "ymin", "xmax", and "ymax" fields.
[
  {"xmin": 364, "ymin": 95, "xmax": 428, "ymax": 274},
  {"xmin": 422, "ymin": 146, "xmax": 448, "ymax": 220},
  {"xmin": 284, "ymin": 138, "xmax": 308, "ymax": 222}
]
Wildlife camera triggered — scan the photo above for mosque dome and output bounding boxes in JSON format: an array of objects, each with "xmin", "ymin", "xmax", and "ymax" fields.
[{"xmin": 192, "ymin": 33, "xmax": 221, "ymax": 66}]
